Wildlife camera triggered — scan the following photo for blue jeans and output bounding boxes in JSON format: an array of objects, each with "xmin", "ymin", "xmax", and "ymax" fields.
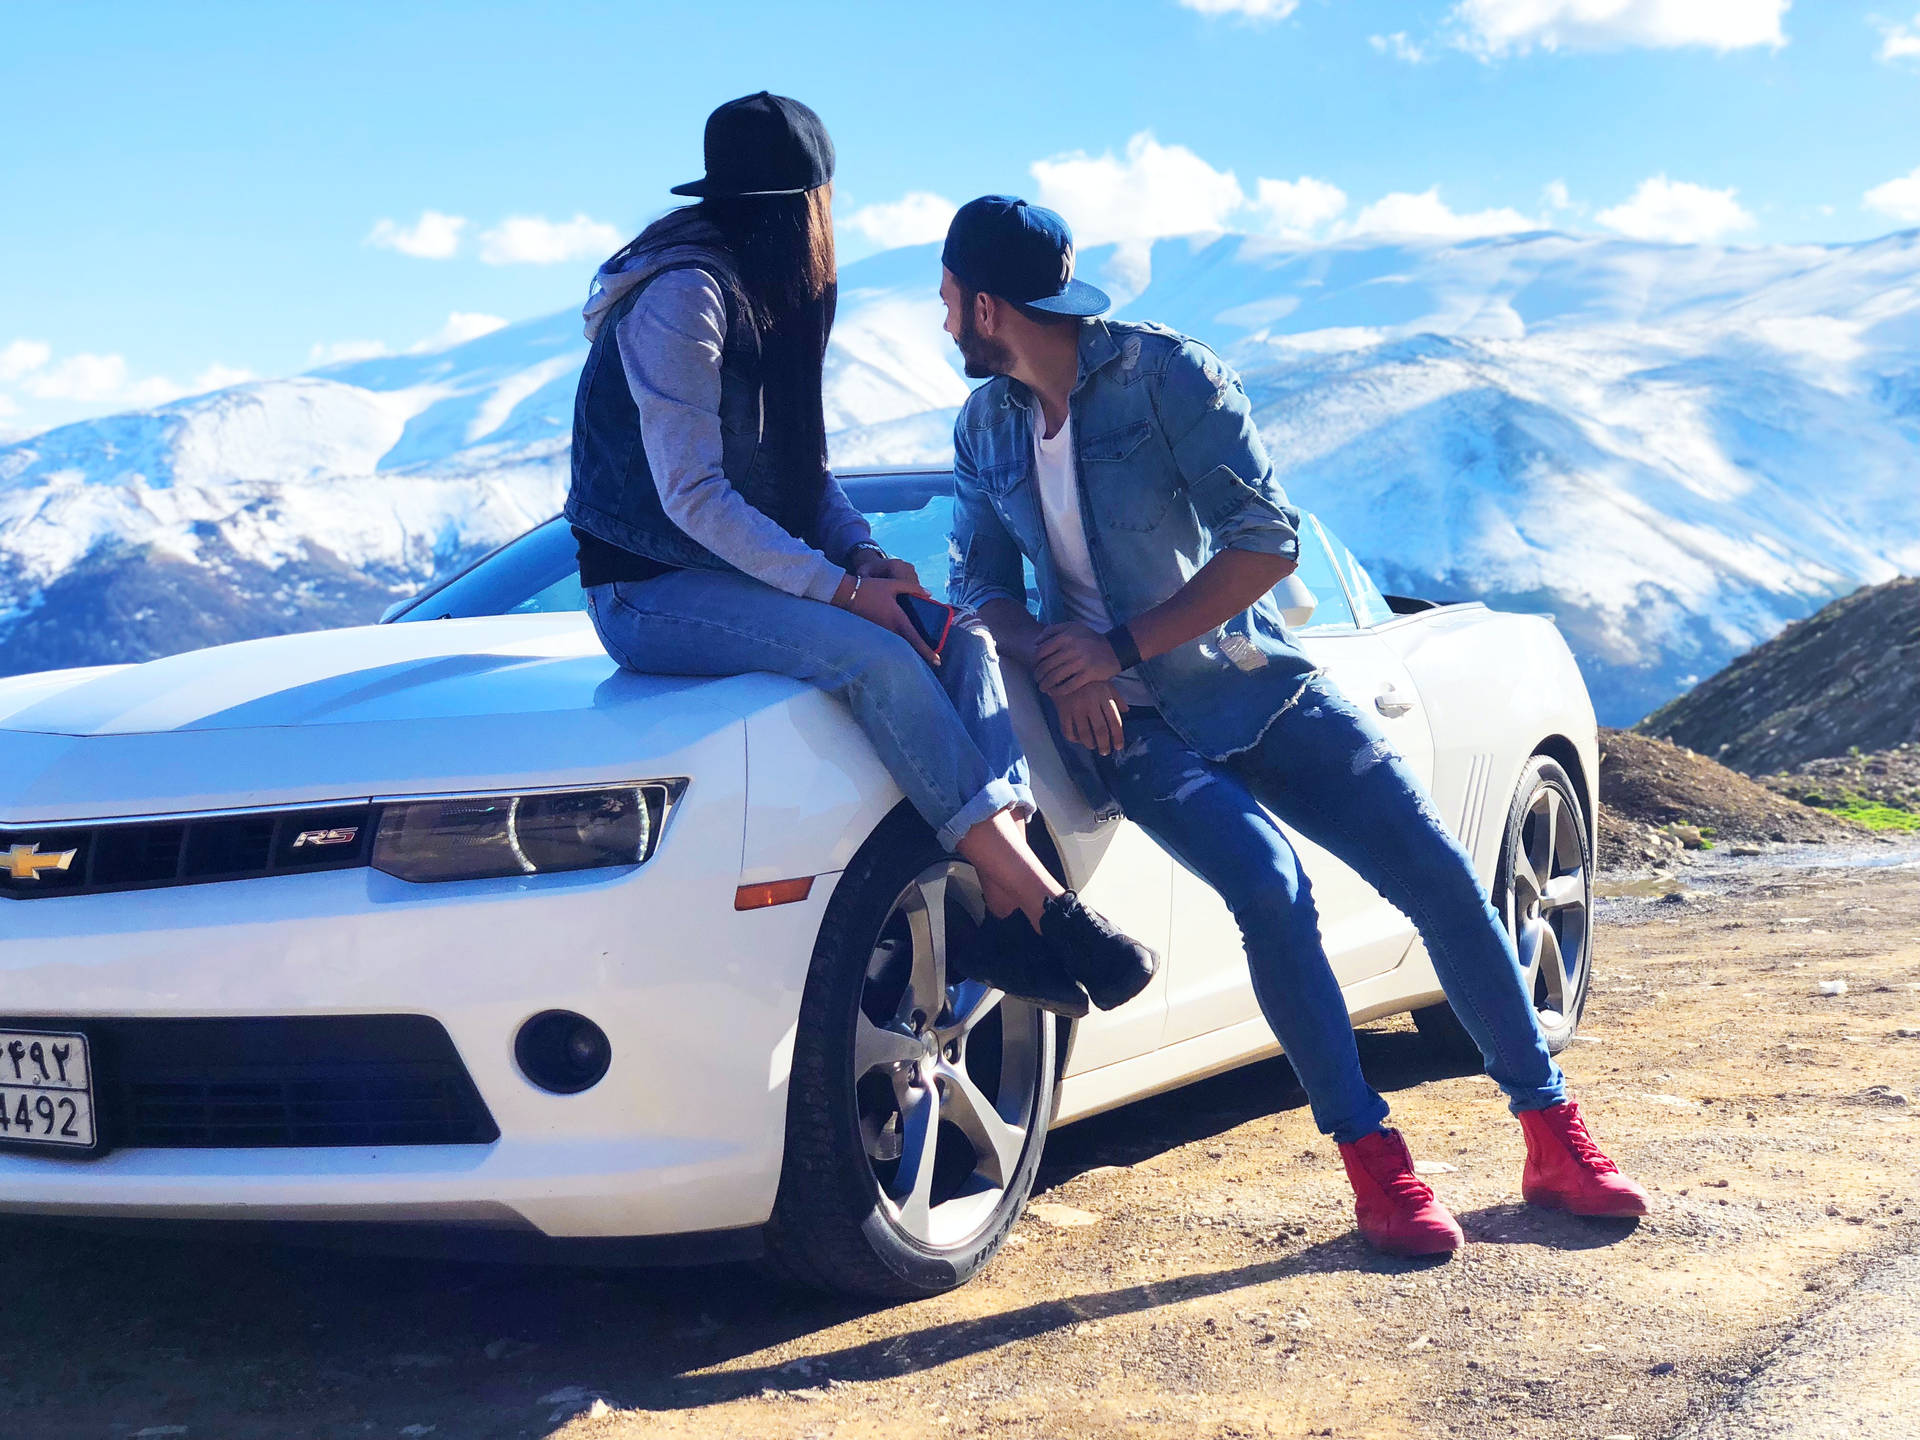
[
  {"xmin": 584, "ymin": 573, "xmax": 1034, "ymax": 851},
  {"xmin": 1093, "ymin": 678, "xmax": 1566, "ymax": 1143}
]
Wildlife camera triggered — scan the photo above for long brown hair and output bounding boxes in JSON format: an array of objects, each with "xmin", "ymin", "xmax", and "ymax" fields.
[
  {"xmin": 605, "ymin": 186, "xmax": 838, "ymax": 539},
  {"xmin": 610, "ymin": 185, "xmax": 835, "ymax": 331}
]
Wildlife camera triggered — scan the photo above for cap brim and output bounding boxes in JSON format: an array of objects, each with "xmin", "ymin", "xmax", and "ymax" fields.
[
  {"xmin": 1020, "ymin": 278, "xmax": 1112, "ymax": 318},
  {"xmin": 669, "ymin": 177, "xmax": 819, "ymax": 198}
]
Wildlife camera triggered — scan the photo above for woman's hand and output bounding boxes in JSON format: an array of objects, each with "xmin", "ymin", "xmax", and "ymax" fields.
[
  {"xmin": 1054, "ymin": 681, "xmax": 1129, "ymax": 755},
  {"xmin": 841, "ymin": 573, "xmax": 942, "ymax": 666},
  {"xmin": 1034, "ymin": 621, "xmax": 1121, "ymax": 697},
  {"xmin": 853, "ymin": 549, "xmax": 921, "ymax": 588}
]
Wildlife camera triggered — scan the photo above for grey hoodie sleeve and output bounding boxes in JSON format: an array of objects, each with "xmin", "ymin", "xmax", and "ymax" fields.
[{"xmin": 614, "ymin": 268, "xmax": 848, "ymax": 603}]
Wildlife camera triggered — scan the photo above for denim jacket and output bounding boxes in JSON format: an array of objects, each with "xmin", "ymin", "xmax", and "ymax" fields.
[{"xmin": 949, "ymin": 318, "xmax": 1319, "ymax": 789}]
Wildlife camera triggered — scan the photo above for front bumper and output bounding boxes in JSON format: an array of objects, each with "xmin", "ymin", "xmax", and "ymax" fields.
[{"xmin": 0, "ymin": 737, "xmax": 833, "ymax": 1239}]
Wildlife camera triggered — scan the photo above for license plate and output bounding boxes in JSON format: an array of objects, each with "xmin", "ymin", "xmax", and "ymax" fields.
[{"xmin": 0, "ymin": 1029, "xmax": 95, "ymax": 1150}]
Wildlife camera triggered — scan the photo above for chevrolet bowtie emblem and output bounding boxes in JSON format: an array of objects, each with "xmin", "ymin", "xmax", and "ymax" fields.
[{"xmin": 3, "ymin": 843, "xmax": 78, "ymax": 882}]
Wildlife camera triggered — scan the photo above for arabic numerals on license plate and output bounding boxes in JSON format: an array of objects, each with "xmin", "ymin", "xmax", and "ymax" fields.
[
  {"xmin": 0, "ymin": 1030, "xmax": 95, "ymax": 1146},
  {"xmin": 0, "ymin": 1089, "xmax": 77, "ymax": 1138}
]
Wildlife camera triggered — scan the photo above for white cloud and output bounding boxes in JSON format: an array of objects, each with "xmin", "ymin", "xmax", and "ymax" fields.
[
  {"xmin": 1541, "ymin": 179, "xmax": 1589, "ymax": 219},
  {"xmin": 1597, "ymin": 174, "xmax": 1757, "ymax": 243},
  {"xmin": 411, "ymin": 312, "xmax": 509, "ymax": 352},
  {"xmin": 22, "ymin": 352, "xmax": 130, "ymax": 402},
  {"xmin": 844, "ymin": 192, "xmax": 957, "ymax": 249},
  {"xmin": 1335, "ymin": 187, "xmax": 1540, "ymax": 239},
  {"xmin": 1249, "ymin": 176, "xmax": 1349, "ymax": 239},
  {"xmin": 5, "ymin": 348, "xmax": 254, "ymax": 414},
  {"xmin": 366, "ymin": 210, "xmax": 468, "ymax": 260},
  {"xmin": 1879, "ymin": 11, "xmax": 1920, "ymax": 61},
  {"xmin": 1451, "ymin": 0, "xmax": 1789, "ymax": 56},
  {"xmin": 1031, "ymin": 133, "xmax": 1247, "ymax": 245},
  {"xmin": 1864, "ymin": 165, "xmax": 1920, "ymax": 224},
  {"xmin": 478, "ymin": 214, "xmax": 622, "ymax": 266},
  {"xmin": 0, "ymin": 339, "xmax": 51, "ymax": 382},
  {"xmin": 1177, "ymin": 0, "xmax": 1299, "ymax": 19},
  {"xmin": 309, "ymin": 339, "xmax": 392, "ymax": 366},
  {"xmin": 1370, "ymin": 31, "xmax": 1430, "ymax": 62}
]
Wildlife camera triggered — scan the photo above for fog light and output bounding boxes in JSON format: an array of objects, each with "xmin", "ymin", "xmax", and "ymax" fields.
[{"xmin": 514, "ymin": 1010, "xmax": 612, "ymax": 1094}]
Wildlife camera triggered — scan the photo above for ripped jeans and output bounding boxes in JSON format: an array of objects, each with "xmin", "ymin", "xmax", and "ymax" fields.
[{"xmin": 1093, "ymin": 677, "xmax": 1565, "ymax": 1143}]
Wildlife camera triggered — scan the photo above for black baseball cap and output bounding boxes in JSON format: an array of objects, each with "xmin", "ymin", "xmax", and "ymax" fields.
[
  {"xmin": 670, "ymin": 92, "xmax": 834, "ymax": 198},
  {"xmin": 942, "ymin": 195, "xmax": 1110, "ymax": 318}
]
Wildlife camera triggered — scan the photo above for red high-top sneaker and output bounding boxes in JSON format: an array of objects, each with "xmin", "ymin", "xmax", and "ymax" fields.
[
  {"xmin": 1519, "ymin": 1101, "xmax": 1649, "ymax": 1218},
  {"xmin": 1338, "ymin": 1128, "xmax": 1464, "ymax": 1256}
]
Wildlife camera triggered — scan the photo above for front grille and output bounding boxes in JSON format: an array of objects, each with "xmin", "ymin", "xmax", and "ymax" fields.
[
  {"xmin": 0, "ymin": 806, "xmax": 374, "ymax": 900},
  {"xmin": 0, "ymin": 1016, "xmax": 499, "ymax": 1150}
]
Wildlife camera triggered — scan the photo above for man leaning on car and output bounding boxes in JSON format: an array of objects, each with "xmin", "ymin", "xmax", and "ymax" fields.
[{"xmin": 938, "ymin": 194, "xmax": 1649, "ymax": 1258}]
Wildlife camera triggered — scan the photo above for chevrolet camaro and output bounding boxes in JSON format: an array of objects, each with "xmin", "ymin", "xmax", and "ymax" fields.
[{"xmin": 0, "ymin": 469, "xmax": 1599, "ymax": 1297}]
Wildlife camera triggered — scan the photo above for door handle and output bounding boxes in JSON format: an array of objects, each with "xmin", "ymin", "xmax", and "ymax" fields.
[{"xmin": 1374, "ymin": 686, "xmax": 1415, "ymax": 718}]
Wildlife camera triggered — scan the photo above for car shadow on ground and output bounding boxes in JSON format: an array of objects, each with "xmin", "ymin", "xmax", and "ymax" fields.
[{"xmin": 2, "ymin": 1024, "xmax": 1485, "ymax": 1434}]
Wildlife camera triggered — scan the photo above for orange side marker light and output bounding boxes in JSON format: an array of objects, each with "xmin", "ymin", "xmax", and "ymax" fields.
[{"xmin": 734, "ymin": 876, "xmax": 815, "ymax": 911}]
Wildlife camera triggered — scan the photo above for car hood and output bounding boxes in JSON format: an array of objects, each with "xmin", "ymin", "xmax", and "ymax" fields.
[{"xmin": 0, "ymin": 615, "xmax": 798, "ymax": 822}]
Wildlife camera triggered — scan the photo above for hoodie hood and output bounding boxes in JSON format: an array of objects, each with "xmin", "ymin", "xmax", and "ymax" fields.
[{"xmin": 581, "ymin": 214, "xmax": 739, "ymax": 342}]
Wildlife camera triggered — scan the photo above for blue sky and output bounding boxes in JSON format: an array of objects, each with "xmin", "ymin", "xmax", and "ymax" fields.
[{"xmin": 4, "ymin": 0, "xmax": 1918, "ymax": 435}]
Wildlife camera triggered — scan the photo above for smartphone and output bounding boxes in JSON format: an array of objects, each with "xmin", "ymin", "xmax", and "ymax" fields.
[{"xmin": 896, "ymin": 593, "xmax": 958, "ymax": 656}]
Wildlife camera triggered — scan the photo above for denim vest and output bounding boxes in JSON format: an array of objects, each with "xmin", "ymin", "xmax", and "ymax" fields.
[
  {"xmin": 565, "ymin": 257, "xmax": 785, "ymax": 571},
  {"xmin": 950, "ymin": 319, "xmax": 1318, "ymax": 765}
]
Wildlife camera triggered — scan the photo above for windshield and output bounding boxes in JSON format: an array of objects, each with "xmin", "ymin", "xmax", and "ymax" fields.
[
  {"xmin": 387, "ymin": 473, "xmax": 958, "ymax": 623},
  {"xmin": 386, "ymin": 472, "xmax": 1362, "ymax": 629}
]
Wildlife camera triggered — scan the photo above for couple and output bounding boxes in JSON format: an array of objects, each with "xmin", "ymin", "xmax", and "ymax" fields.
[{"xmin": 565, "ymin": 92, "xmax": 1647, "ymax": 1257}]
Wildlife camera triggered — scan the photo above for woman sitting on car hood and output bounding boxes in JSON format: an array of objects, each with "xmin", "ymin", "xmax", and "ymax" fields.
[{"xmin": 564, "ymin": 92, "xmax": 1156, "ymax": 1017}]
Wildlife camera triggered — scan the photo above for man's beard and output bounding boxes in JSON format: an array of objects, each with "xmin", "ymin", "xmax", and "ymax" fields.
[{"xmin": 953, "ymin": 309, "xmax": 1015, "ymax": 380}]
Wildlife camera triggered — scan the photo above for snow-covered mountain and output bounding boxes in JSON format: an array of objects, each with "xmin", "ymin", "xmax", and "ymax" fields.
[{"xmin": 4, "ymin": 230, "xmax": 1918, "ymax": 722}]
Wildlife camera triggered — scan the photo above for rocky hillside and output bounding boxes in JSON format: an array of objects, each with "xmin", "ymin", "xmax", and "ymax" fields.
[
  {"xmin": 1759, "ymin": 742, "xmax": 1920, "ymax": 831},
  {"xmin": 1635, "ymin": 576, "xmax": 1920, "ymax": 773},
  {"xmin": 1596, "ymin": 727, "xmax": 1856, "ymax": 870}
]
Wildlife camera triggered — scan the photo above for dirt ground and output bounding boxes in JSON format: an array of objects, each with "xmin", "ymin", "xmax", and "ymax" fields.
[{"xmin": 8, "ymin": 843, "xmax": 1919, "ymax": 1440}]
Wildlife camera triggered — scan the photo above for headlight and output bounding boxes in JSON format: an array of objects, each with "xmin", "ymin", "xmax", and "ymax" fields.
[{"xmin": 371, "ymin": 782, "xmax": 684, "ymax": 883}]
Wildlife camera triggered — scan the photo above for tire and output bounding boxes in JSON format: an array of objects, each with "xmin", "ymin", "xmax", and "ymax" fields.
[
  {"xmin": 764, "ymin": 804, "xmax": 1057, "ymax": 1299},
  {"xmin": 1413, "ymin": 755, "xmax": 1595, "ymax": 1060}
]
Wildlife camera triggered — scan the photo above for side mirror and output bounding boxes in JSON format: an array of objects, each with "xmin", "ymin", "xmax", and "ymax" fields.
[
  {"xmin": 378, "ymin": 597, "xmax": 413, "ymax": 624},
  {"xmin": 1275, "ymin": 574, "xmax": 1318, "ymax": 630}
]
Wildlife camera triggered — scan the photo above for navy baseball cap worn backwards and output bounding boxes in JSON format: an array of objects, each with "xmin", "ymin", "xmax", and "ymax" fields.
[{"xmin": 942, "ymin": 195, "xmax": 1110, "ymax": 318}]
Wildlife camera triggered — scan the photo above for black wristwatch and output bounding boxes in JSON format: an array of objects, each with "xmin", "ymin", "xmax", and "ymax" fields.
[
  {"xmin": 847, "ymin": 540, "xmax": 888, "ymax": 570},
  {"xmin": 1105, "ymin": 622, "xmax": 1143, "ymax": 672}
]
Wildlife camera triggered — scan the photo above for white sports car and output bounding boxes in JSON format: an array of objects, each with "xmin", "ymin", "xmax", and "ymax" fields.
[{"xmin": 0, "ymin": 469, "xmax": 1599, "ymax": 1297}]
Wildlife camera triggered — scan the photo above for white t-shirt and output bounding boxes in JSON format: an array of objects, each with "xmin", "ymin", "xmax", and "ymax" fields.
[{"xmin": 1031, "ymin": 404, "xmax": 1153, "ymax": 707}]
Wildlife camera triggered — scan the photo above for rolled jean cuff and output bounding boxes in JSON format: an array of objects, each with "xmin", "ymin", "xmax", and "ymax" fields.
[
  {"xmin": 1505, "ymin": 1076, "xmax": 1570, "ymax": 1116},
  {"xmin": 935, "ymin": 779, "xmax": 1035, "ymax": 853}
]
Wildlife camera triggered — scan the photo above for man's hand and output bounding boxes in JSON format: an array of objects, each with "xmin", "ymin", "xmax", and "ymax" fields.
[
  {"xmin": 1054, "ymin": 681, "xmax": 1129, "ymax": 755},
  {"xmin": 1035, "ymin": 621, "xmax": 1122, "ymax": 698}
]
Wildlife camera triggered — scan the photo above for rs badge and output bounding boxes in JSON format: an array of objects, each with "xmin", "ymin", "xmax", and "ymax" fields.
[
  {"xmin": 291, "ymin": 827, "xmax": 360, "ymax": 849},
  {"xmin": 3, "ymin": 843, "xmax": 78, "ymax": 882}
]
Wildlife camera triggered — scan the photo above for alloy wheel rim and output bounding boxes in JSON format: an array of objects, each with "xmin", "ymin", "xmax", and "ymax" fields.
[
  {"xmin": 852, "ymin": 861, "xmax": 1046, "ymax": 1249},
  {"xmin": 1505, "ymin": 781, "xmax": 1590, "ymax": 1035}
]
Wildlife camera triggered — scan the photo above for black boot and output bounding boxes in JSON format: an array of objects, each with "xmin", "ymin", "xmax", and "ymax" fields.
[
  {"xmin": 951, "ymin": 912, "xmax": 1091, "ymax": 1019},
  {"xmin": 1040, "ymin": 891, "xmax": 1159, "ymax": 1011}
]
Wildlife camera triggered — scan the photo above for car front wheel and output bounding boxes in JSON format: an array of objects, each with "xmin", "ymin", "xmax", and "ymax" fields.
[{"xmin": 765, "ymin": 805, "xmax": 1056, "ymax": 1299}]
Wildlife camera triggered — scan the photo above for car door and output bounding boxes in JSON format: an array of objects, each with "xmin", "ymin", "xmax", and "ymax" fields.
[{"xmin": 1158, "ymin": 516, "xmax": 1435, "ymax": 1047}]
